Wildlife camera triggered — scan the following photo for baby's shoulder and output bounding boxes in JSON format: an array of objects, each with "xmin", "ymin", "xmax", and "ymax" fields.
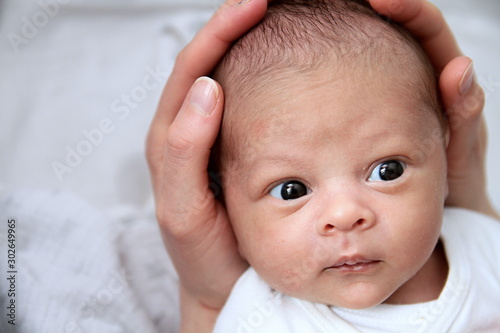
[{"xmin": 442, "ymin": 207, "xmax": 500, "ymax": 270}]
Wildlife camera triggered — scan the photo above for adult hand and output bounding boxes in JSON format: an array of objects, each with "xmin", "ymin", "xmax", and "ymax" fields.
[
  {"xmin": 146, "ymin": 1, "xmax": 268, "ymax": 331},
  {"xmin": 369, "ymin": 0, "xmax": 498, "ymax": 219}
]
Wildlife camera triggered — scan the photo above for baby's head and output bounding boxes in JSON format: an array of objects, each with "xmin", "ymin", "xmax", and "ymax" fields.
[{"xmin": 212, "ymin": 0, "xmax": 449, "ymax": 309}]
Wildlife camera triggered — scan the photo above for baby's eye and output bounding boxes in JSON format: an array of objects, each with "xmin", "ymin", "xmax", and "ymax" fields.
[
  {"xmin": 269, "ymin": 180, "xmax": 308, "ymax": 200},
  {"xmin": 369, "ymin": 160, "xmax": 405, "ymax": 181}
]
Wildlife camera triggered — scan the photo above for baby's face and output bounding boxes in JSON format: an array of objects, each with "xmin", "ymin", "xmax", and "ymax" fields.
[{"xmin": 221, "ymin": 68, "xmax": 449, "ymax": 309}]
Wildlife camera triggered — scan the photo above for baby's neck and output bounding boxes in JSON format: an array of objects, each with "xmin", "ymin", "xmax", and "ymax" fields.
[{"xmin": 384, "ymin": 240, "xmax": 448, "ymax": 305}]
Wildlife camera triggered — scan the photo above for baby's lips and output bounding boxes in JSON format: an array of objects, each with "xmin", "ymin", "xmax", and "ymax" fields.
[{"xmin": 327, "ymin": 255, "xmax": 379, "ymax": 268}]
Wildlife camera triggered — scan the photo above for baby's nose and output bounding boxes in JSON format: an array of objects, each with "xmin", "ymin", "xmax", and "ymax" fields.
[{"xmin": 316, "ymin": 194, "xmax": 376, "ymax": 235}]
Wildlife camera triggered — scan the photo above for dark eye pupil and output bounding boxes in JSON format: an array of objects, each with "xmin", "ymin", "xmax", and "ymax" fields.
[
  {"xmin": 379, "ymin": 161, "xmax": 404, "ymax": 181},
  {"xmin": 281, "ymin": 181, "xmax": 307, "ymax": 200}
]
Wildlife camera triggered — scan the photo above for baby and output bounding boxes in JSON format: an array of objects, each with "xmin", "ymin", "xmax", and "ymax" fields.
[{"xmin": 210, "ymin": 0, "xmax": 500, "ymax": 331}]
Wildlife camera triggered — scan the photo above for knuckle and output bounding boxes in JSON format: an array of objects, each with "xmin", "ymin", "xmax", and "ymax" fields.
[
  {"xmin": 156, "ymin": 202, "xmax": 192, "ymax": 239},
  {"xmin": 145, "ymin": 132, "xmax": 160, "ymax": 169},
  {"xmin": 173, "ymin": 49, "xmax": 191, "ymax": 77},
  {"xmin": 155, "ymin": 192, "xmax": 215, "ymax": 240},
  {"xmin": 174, "ymin": 48, "xmax": 187, "ymax": 68},
  {"xmin": 386, "ymin": 0, "xmax": 404, "ymax": 16},
  {"xmin": 165, "ymin": 127, "xmax": 197, "ymax": 165},
  {"xmin": 447, "ymin": 85, "xmax": 485, "ymax": 130},
  {"xmin": 428, "ymin": 2, "xmax": 444, "ymax": 20}
]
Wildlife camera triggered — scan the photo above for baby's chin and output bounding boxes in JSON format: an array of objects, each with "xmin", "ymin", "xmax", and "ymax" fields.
[
  {"xmin": 311, "ymin": 294, "xmax": 390, "ymax": 310},
  {"xmin": 327, "ymin": 294, "xmax": 391, "ymax": 310},
  {"xmin": 274, "ymin": 282, "xmax": 397, "ymax": 310}
]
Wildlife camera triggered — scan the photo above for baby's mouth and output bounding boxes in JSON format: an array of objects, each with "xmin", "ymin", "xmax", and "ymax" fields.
[{"xmin": 324, "ymin": 256, "xmax": 381, "ymax": 272}]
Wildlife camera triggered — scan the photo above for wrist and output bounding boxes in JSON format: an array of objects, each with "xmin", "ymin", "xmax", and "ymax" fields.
[{"xmin": 179, "ymin": 284, "xmax": 222, "ymax": 333}]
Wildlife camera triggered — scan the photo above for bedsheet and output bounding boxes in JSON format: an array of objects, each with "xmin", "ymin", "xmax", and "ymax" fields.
[{"xmin": 0, "ymin": 0, "xmax": 498, "ymax": 332}]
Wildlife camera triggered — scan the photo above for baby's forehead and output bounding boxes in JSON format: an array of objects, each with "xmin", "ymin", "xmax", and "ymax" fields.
[
  {"xmin": 220, "ymin": 66, "xmax": 439, "ymax": 168},
  {"xmin": 225, "ymin": 61, "xmax": 427, "ymax": 127}
]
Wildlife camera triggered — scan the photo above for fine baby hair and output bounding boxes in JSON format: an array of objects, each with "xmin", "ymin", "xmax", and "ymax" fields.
[{"xmin": 212, "ymin": 0, "xmax": 446, "ymax": 170}]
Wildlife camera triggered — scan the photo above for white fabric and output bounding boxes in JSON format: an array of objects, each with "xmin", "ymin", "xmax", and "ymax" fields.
[
  {"xmin": 0, "ymin": 0, "xmax": 498, "ymax": 332},
  {"xmin": 0, "ymin": 0, "xmax": 219, "ymax": 210},
  {"xmin": 214, "ymin": 208, "xmax": 500, "ymax": 333},
  {"xmin": 0, "ymin": 189, "xmax": 180, "ymax": 333}
]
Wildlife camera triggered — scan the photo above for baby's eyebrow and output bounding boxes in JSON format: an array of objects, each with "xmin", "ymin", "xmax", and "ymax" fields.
[
  {"xmin": 238, "ymin": 153, "xmax": 306, "ymax": 184},
  {"xmin": 248, "ymin": 153, "xmax": 302, "ymax": 170}
]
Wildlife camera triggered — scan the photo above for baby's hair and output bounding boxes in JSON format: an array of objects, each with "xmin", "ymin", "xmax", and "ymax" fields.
[{"xmin": 212, "ymin": 0, "xmax": 445, "ymax": 168}]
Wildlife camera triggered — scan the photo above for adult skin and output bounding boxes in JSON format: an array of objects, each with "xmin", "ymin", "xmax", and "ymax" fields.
[{"xmin": 145, "ymin": 0, "xmax": 499, "ymax": 331}]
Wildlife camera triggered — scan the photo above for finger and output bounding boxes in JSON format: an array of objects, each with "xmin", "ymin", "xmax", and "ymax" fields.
[
  {"xmin": 147, "ymin": 0, "xmax": 268, "ymax": 188},
  {"xmin": 369, "ymin": 0, "xmax": 462, "ymax": 71},
  {"xmin": 439, "ymin": 56, "xmax": 485, "ymax": 158},
  {"xmin": 440, "ymin": 57, "xmax": 482, "ymax": 120},
  {"xmin": 156, "ymin": 0, "xmax": 268, "ymax": 127},
  {"xmin": 439, "ymin": 56, "xmax": 488, "ymax": 210},
  {"xmin": 157, "ymin": 77, "xmax": 224, "ymax": 235}
]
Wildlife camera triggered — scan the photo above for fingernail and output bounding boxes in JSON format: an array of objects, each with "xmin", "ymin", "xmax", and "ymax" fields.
[
  {"xmin": 189, "ymin": 77, "xmax": 218, "ymax": 116},
  {"xmin": 459, "ymin": 61, "xmax": 474, "ymax": 96}
]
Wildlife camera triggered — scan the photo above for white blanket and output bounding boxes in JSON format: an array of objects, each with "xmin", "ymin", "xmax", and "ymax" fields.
[
  {"xmin": 0, "ymin": 0, "xmax": 498, "ymax": 332},
  {"xmin": 1, "ymin": 189, "xmax": 179, "ymax": 332}
]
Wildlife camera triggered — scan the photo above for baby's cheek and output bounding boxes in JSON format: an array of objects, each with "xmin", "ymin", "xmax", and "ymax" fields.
[
  {"xmin": 265, "ymin": 269, "xmax": 306, "ymax": 295},
  {"xmin": 256, "ymin": 237, "xmax": 327, "ymax": 295},
  {"xmin": 276, "ymin": 270, "xmax": 304, "ymax": 293},
  {"xmin": 253, "ymin": 252, "xmax": 314, "ymax": 296}
]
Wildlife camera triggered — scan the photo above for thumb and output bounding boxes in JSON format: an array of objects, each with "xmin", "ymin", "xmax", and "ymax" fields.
[
  {"xmin": 158, "ymin": 76, "xmax": 225, "ymax": 236},
  {"xmin": 439, "ymin": 57, "xmax": 486, "ymax": 163},
  {"xmin": 439, "ymin": 56, "xmax": 490, "ymax": 212},
  {"xmin": 440, "ymin": 56, "xmax": 484, "ymax": 125}
]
